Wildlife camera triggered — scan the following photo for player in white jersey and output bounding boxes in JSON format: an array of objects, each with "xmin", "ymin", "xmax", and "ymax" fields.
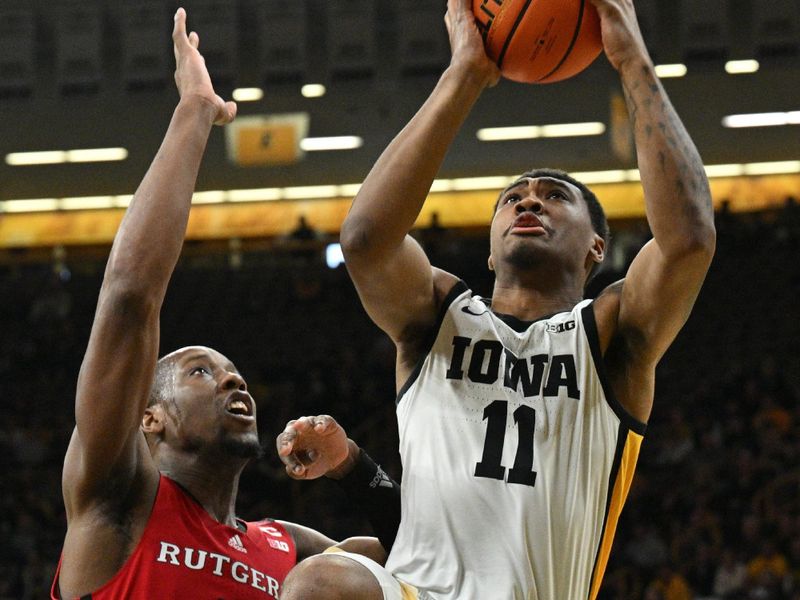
[
  {"xmin": 279, "ymin": 0, "xmax": 716, "ymax": 598},
  {"xmin": 381, "ymin": 286, "xmax": 648, "ymax": 599}
]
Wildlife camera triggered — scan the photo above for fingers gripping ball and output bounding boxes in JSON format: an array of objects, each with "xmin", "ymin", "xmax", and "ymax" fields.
[{"xmin": 473, "ymin": 0, "xmax": 602, "ymax": 83}]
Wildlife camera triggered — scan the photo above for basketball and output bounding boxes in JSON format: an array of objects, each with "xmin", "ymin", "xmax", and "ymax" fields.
[{"xmin": 472, "ymin": 0, "xmax": 603, "ymax": 84}]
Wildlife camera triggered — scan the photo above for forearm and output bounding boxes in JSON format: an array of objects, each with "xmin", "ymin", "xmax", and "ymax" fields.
[
  {"xmin": 341, "ymin": 65, "xmax": 487, "ymax": 257},
  {"xmin": 275, "ymin": 418, "xmax": 402, "ymax": 552},
  {"xmin": 620, "ymin": 58, "xmax": 715, "ymax": 253},
  {"xmin": 104, "ymin": 97, "xmax": 216, "ymax": 299},
  {"xmin": 331, "ymin": 446, "xmax": 401, "ymax": 553}
]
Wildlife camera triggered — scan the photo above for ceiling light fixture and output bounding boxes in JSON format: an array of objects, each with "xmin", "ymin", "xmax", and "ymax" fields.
[
  {"xmin": 6, "ymin": 147, "xmax": 128, "ymax": 166},
  {"xmin": 300, "ymin": 136, "xmax": 363, "ymax": 151},
  {"xmin": 655, "ymin": 64, "xmax": 687, "ymax": 78},
  {"xmin": 725, "ymin": 59, "xmax": 759, "ymax": 74},
  {"xmin": 477, "ymin": 122, "xmax": 605, "ymax": 141},
  {"xmin": 704, "ymin": 164, "xmax": 745, "ymax": 177},
  {"xmin": 301, "ymin": 84, "xmax": 327, "ymax": 98},
  {"xmin": 59, "ymin": 196, "xmax": 115, "ymax": 210},
  {"xmin": 232, "ymin": 87, "xmax": 264, "ymax": 102},
  {"xmin": 1, "ymin": 198, "xmax": 60, "ymax": 212},
  {"xmin": 722, "ymin": 111, "xmax": 800, "ymax": 128},
  {"xmin": 192, "ymin": 191, "xmax": 228, "ymax": 204},
  {"xmin": 227, "ymin": 188, "xmax": 283, "ymax": 203}
]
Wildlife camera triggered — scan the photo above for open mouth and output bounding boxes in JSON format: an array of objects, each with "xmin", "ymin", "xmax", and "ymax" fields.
[
  {"xmin": 510, "ymin": 214, "xmax": 546, "ymax": 233},
  {"xmin": 225, "ymin": 391, "xmax": 254, "ymax": 418}
]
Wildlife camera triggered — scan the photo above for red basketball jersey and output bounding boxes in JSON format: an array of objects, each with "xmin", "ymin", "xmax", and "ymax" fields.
[{"xmin": 52, "ymin": 475, "xmax": 297, "ymax": 599}]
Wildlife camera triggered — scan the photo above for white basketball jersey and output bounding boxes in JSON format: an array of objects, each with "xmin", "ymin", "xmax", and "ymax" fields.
[{"xmin": 385, "ymin": 282, "xmax": 646, "ymax": 600}]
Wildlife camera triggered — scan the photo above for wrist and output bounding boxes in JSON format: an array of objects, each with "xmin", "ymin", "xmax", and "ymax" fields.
[
  {"xmin": 442, "ymin": 60, "xmax": 495, "ymax": 95},
  {"xmin": 616, "ymin": 53, "xmax": 656, "ymax": 82},
  {"xmin": 325, "ymin": 439, "xmax": 361, "ymax": 480},
  {"xmin": 175, "ymin": 94, "xmax": 218, "ymax": 126}
]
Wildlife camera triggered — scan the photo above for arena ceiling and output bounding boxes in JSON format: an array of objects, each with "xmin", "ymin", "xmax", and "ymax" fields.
[{"xmin": 0, "ymin": 0, "xmax": 798, "ymax": 222}]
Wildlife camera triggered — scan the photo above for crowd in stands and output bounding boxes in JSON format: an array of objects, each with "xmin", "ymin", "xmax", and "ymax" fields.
[{"xmin": 1, "ymin": 200, "xmax": 798, "ymax": 599}]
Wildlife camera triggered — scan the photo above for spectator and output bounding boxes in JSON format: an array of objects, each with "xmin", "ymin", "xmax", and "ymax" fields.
[
  {"xmin": 645, "ymin": 565, "xmax": 693, "ymax": 600},
  {"xmin": 715, "ymin": 549, "xmax": 748, "ymax": 599}
]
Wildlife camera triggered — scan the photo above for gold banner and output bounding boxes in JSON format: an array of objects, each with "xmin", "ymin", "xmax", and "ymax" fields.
[{"xmin": 0, "ymin": 175, "xmax": 797, "ymax": 248}]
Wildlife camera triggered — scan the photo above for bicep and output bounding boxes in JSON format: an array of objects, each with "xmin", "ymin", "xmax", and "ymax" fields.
[
  {"xmin": 618, "ymin": 238, "xmax": 713, "ymax": 363},
  {"xmin": 345, "ymin": 234, "xmax": 454, "ymax": 343},
  {"xmin": 68, "ymin": 287, "xmax": 161, "ymax": 502}
]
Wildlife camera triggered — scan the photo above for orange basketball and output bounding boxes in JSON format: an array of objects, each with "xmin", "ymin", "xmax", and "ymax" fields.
[{"xmin": 472, "ymin": 0, "xmax": 603, "ymax": 84}]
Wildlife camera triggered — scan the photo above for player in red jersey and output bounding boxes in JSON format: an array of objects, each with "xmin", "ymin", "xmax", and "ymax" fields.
[{"xmin": 52, "ymin": 10, "xmax": 397, "ymax": 599}]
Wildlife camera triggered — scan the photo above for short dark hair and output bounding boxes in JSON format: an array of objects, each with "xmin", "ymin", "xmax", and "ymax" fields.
[
  {"xmin": 494, "ymin": 168, "xmax": 610, "ymax": 281},
  {"xmin": 147, "ymin": 356, "xmax": 176, "ymax": 407}
]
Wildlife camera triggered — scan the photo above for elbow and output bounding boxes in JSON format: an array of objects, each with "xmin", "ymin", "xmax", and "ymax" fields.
[
  {"xmin": 103, "ymin": 252, "xmax": 166, "ymax": 312},
  {"xmin": 673, "ymin": 221, "xmax": 716, "ymax": 263},
  {"xmin": 99, "ymin": 277, "xmax": 161, "ymax": 320},
  {"xmin": 339, "ymin": 215, "xmax": 377, "ymax": 260},
  {"xmin": 694, "ymin": 194, "xmax": 717, "ymax": 256},
  {"xmin": 692, "ymin": 221, "xmax": 716, "ymax": 257}
]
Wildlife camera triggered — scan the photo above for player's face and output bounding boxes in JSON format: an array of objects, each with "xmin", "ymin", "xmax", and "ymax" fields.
[
  {"xmin": 165, "ymin": 346, "xmax": 260, "ymax": 458},
  {"xmin": 489, "ymin": 177, "xmax": 601, "ymax": 278}
]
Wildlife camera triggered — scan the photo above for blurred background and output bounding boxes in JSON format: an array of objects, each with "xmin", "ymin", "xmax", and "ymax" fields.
[{"xmin": 0, "ymin": 0, "xmax": 798, "ymax": 598}]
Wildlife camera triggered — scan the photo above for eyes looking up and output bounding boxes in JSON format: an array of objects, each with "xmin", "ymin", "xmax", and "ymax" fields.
[{"xmin": 502, "ymin": 188, "xmax": 569, "ymax": 206}]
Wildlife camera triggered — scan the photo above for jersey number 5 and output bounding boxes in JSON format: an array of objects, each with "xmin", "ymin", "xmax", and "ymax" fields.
[{"xmin": 474, "ymin": 400, "xmax": 537, "ymax": 487}]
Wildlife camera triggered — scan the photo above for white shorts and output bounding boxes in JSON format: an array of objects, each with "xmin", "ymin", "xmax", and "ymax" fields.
[{"xmin": 323, "ymin": 547, "xmax": 418, "ymax": 600}]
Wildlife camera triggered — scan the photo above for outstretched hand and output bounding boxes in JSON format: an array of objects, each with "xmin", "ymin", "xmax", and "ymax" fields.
[
  {"xmin": 445, "ymin": 0, "xmax": 500, "ymax": 87},
  {"xmin": 276, "ymin": 415, "xmax": 355, "ymax": 480},
  {"xmin": 172, "ymin": 7, "xmax": 236, "ymax": 125},
  {"xmin": 588, "ymin": 0, "xmax": 651, "ymax": 72}
]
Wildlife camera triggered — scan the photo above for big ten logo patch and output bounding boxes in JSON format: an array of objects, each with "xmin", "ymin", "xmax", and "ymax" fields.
[
  {"xmin": 267, "ymin": 539, "xmax": 290, "ymax": 553},
  {"xmin": 546, "ymin": 320, "xmax": 575, "ymax": 334},
  {"xmin": 259, "ymin": 526, "xmax": 290, "ymax": 553}
]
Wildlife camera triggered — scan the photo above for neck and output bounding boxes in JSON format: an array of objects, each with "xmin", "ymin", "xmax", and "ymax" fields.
[
  {"xmin": 491, "ymin": 269, "xmax": 585, "ymax": 321},
  {"xmin": 157, "ymin": 449, "xmax": 247, "ymax": 528}
]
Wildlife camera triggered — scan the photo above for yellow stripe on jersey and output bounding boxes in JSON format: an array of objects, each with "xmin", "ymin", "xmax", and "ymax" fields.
[
  {"xmin": 588, "ymin": 428, "xmax": 644, "ymax": 600},
  {"xmin": 399, "ymin": 581, "xmax": 419, "ymax": 600}
]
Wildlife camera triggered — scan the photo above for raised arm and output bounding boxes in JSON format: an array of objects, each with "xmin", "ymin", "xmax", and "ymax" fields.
[
  {"xmin": 340, "ymin": 0, "xmax": 499, "ymax": 352},
  {"xmin": 63, "ymin": 9, "xmax": 236, "ymax": 512},
  {"xmin": 590, "ymin": 0, "xmax": 715, "ymax": 417}
]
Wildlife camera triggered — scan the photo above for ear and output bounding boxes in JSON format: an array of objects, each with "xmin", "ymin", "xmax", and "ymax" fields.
[
  {"xmin": 591, "ymin": 234, "xmax": 605, "ymax": 263},
  {"xmin": 487, "ymin": 254, "xmax": 495, "ymax": 272},
  {"xmin": 585, "ymin": 234, "xmax": 605, "ymax": 272},
  {"xmin": 142, "ymin": 404, "xmax": 166, "ymax": 435}
]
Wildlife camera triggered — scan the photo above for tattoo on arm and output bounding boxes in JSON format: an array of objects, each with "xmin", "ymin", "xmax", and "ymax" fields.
[{"xmin": 622, "ymin": 64, "xmax": 711, "ymax": 209}]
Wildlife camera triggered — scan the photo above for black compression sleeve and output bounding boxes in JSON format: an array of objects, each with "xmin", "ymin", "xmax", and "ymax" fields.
[{"xmin": 334, "ymin": 448, "xmax": 401, "ymax": 553}]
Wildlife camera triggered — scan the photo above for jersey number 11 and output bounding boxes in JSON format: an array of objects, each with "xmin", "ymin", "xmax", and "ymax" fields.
[{"xmin": 474, "ymin": 400, "xmax": 537, "ymax": 487}]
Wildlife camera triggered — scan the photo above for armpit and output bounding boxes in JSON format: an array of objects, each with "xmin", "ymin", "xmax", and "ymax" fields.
[
  {"xmin": 592, "ymin": 279, "xmax": 625, "ymax": 354},
  {"xmin": 597, "ymin": 278, "xmax": 625, "ymax": 299}
]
